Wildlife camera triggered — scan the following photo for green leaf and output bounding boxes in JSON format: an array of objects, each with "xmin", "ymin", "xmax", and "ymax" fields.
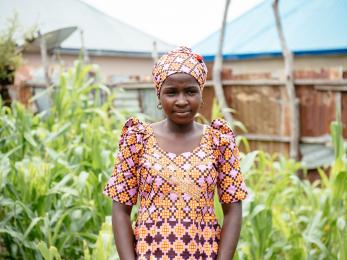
[
  {"xmin": 37, "ymin": 241, "xmax": 61, "ymax": 260},
  {"xmin": 240, "ymin": 151, "xmax": 258, "ymax": 173}
]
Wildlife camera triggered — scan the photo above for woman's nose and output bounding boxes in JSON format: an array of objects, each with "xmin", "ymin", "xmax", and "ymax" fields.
[{"xmin": 176, "ymin": 93, "xmax": 188, "ymax": 105}]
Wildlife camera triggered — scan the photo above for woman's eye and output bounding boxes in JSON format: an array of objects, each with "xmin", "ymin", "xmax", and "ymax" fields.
[{"xmin": 187, "ymin": 89, "xmax": 198, "ymax": 95}]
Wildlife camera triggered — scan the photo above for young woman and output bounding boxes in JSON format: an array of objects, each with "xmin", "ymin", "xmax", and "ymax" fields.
[{"xmin": 104, "ymin": 47, "xmax": 248, "ymax": 260}]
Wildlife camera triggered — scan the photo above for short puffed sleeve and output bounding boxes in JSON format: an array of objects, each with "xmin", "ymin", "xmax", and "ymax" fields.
[
  {"xmin": 211, "ymin": 119, "xmax": 248, "ymax": 204},
  {"xmin": 103, "ymin": 117, "xmax": 145, "ymax": 206}
]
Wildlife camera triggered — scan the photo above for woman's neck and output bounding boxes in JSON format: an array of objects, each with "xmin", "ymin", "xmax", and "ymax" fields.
[{"xmin": 163, "ymin": 118, "xmax": 195, "ymax": 134}]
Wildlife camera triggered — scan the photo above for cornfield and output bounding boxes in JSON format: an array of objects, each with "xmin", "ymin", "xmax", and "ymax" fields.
[{"xmin": 0, "ymin": 62, "xmax": 346, "ymax": 259}]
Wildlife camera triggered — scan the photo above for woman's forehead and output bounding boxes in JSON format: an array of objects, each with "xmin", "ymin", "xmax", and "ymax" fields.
[{"xmin": 162, "ymin": 73, "xmax": 199, "ymax": 86}]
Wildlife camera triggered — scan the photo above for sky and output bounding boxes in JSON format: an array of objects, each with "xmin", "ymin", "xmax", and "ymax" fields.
[{"xmin": 82, "ymin": 0, "xmax": 264, "ymax": 47}]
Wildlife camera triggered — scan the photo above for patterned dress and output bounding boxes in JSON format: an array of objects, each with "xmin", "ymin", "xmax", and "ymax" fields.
[{"xmin": 103, "ymin": 118, "xmax": 248, "ymax": 260}]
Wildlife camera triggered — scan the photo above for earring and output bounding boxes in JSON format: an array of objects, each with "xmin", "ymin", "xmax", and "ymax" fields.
[
  {"xmin": 157, "ymin": 103, "xmax": 162, "ymax": 110},
  {"xmin": 200, "ymin": 100, "xmax": 204, "ymax": 108}
]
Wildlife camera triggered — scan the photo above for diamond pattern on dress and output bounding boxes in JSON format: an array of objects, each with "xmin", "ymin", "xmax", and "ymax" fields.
[{"xmin": 104, "ymin": 118, "xmax": 248, "ymax": 259}]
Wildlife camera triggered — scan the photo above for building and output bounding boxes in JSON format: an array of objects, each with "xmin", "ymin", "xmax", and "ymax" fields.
[
  {"xmin": 0, "ymin": 0, "xmax": 175, "ymax": 83},
  {"xmin": 192, "ymin": 0, "xmax": 347, "ymax": 171},
  {"xmin": 193, "ymin": 0, "xmax": 347, "ymax": 80}
]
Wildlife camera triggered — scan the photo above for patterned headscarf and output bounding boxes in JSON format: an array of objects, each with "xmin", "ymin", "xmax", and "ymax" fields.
[{"xmin": 152, "ymin": 46, "xmax": 208, "ymax": 98}]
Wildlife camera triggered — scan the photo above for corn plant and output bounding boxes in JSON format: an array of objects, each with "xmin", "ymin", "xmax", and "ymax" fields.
[
  {"xmin": 83, "ymin": 216, "xmax": 118, "ymax": 260},
  {"xmin": 0, "ymin": 61, "xmax": 141, "ymax": 259},
  {"xmin": 235, "ymin": 106, "xmax": 346, "ymax": 260}
]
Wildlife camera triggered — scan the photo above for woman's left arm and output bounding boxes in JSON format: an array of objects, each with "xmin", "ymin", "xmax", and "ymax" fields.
[{"xmin": 216, "ymin": 201, "xmax": 242, "ymax": 260}]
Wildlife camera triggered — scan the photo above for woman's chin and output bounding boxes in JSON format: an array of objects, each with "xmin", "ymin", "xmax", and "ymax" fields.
[{"xmin": 168, "ymin": 114, "xmax": 196, "ymax": 125}]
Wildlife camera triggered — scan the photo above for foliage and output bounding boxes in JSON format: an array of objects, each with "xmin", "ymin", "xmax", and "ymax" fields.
[
  {"xmin": 0, "ymin": 61, "xmax": 140, "ymax": 259},
  {"xmin": 0, "ymin": 14, "xmax": 22, "ymax": 83},
  {"xmin": 0, "ymin": 14, "xmax": 37, "ymax": 84},
  {"xmin": 234, "ymin": 108, "xmax": 347, "ymax": 259},
  {"xmin": 0, "ymin": 61, "xmax": 346, "ymax": 259},
  {"xmin": 83, "ymin": 217, "xmax": 118, "ymax": 260}
]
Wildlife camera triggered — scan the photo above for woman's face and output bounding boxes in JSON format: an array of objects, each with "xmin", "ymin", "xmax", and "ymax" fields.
[{"xmin": 159, "ymin": 73, "xmax": 202, "ymax": 125}]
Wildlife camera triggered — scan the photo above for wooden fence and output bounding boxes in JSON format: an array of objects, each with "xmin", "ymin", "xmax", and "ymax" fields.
[{"xmin": 114, "ymin": 79, "xmax": 347, "ymax": 164}]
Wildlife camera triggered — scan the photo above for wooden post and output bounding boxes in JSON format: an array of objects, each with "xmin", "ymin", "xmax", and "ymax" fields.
[
  {"xmin": 213, "ymin": 0, "xmax": 234, "ymax": 125},
  {"xmin": 39, "ymin": 31, "xmax": 50, "ymax": 88},
  {"xmin": 79, "ymin": 28, "xmax": 89, "ymax": 64},
  {"xmin": 272, "ymin": 0, "xmax": 300, "ymax": 159},
  {"xmin": 336, "ymin": 91, "xmax": 342, "ymax": 120},
  {"xmin": 152, "ymin": 41, "xmax": 158, "ymax": 64}
]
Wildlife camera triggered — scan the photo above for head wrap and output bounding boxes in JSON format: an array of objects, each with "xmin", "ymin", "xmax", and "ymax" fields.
[{"xmin": 152, "ymin": 46, "xmax": 208, "ymax": 98}]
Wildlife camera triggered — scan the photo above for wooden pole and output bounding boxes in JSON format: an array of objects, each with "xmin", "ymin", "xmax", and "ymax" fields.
[
  {"xmin": 39, "ymin": 31, "xmax": 50, "ymax": 88},
  {"xmin": 272, "ymin": 0, "xmax": 300, "ymax": 159},
  {"xmin": 152, "ymin": 41, "xmax": 158, "ymax": 64},
  {"xmin": 79, "ymin": 28, "xmax": 89, "ymax": 64},
  {"xmin": 213, "ymin": 0, "xmax": 234, "ymax": 125}
]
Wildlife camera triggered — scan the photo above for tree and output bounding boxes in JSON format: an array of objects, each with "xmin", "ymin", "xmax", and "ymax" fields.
[
  {"xmin": 0, "ymin": 14, "xmax": 37, "ymax": 106},
  {"xmin": 213, "ymin": 0, "xmax": 234, "ymax": 125},
  {"xmin": 272, "ymin": 0, "xmax": 300, "ymax": 159},
  {"xmin": 0, "ymin": 15, "xmax": 22, "ymax": 85}
]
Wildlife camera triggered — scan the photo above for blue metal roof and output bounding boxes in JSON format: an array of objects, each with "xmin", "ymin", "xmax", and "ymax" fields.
[{"xmin": 193, "ymin": 0, "xmax": 347, "ymax": 60}]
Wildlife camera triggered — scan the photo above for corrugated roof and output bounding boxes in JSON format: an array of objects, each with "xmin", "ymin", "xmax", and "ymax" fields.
[
  {"xmin": 193, "ymin": 0, "xmax": 347, "ymax": 60},
  {"xmin": 0, "ymin": 0, "xmax": 175, "ymax": 55}
]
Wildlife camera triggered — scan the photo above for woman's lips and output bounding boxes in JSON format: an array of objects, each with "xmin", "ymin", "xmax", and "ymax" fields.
[{"xmin": 174, "ymin": 111, "xmax": 191, "ymax": 116}]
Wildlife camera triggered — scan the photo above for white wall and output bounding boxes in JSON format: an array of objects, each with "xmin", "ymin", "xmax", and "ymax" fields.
[{"xmin": 23, "ymin": 52, "xmax": 156, "ymax": 83}]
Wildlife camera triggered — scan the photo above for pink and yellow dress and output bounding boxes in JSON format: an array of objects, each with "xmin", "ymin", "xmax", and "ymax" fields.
[{"xmin": 103, "ymin": 118, "xmax": 248, "ymax": 260}]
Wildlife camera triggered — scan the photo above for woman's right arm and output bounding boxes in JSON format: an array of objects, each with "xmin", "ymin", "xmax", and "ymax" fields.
[
  {"xmin": 112, "ymin": 201, "xmax": 136, "ymax": 260},
  {"xmin": 104, "ymin": 118, "xmax": 144, "ymax": 259}
]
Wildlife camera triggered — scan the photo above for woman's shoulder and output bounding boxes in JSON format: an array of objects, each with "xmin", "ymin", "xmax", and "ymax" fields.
[
  {"xmin": 208, "ymin": 118, "xmax": 237, "ymax": 147},
  {"xmin": 121, "ymin": 117, "xmax": 146, "ymax": 132},
  {"xmin": 119, "ymin": 117, "xmax": 149, "ymax": 145}
]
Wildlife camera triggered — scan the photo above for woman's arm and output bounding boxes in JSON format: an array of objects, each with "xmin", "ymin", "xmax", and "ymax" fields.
[
  {"xmin": 112, "ymin": 201, "xmax": 136, "ymax": 260},
  {"xmin": 216, "ymin": 201, "xmax": 242, "ymax": 260}
]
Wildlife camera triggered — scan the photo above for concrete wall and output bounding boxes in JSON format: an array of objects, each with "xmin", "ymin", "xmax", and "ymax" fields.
[
  {"xmin": 23, "ymin": 52, "xmax": 347, "ymax": 83},
  {"xmin": 23, "ymin": 52, "xmax": 155, "ymax": 83}
]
